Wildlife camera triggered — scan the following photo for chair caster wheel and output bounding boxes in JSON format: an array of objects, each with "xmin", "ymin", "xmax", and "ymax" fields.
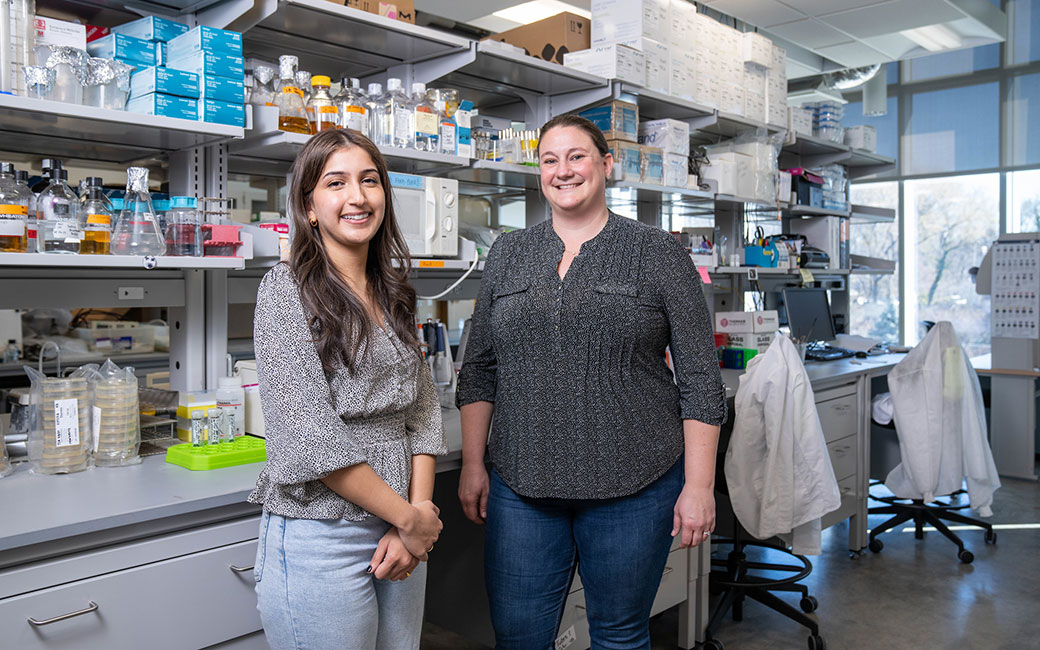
[
  {"xmin": 702, "ymin": 639, "xmax": 725, "ymax": 650},
  {"xmin": 807, "ymin": 633, "xmax": 826, "ymax": 650},
  {"xmin": 958, "ymin": 549, "xmax": 974, "ymax": 563},
  {"xmin": 868, "ymin": 539, "xmax": 883, "ymax": 553},
  {"xmin": 800, "ymin": 595, "xmax": 819, "ymax": 613},
  {"xmin": 985, "ymin": 530, "xmax": 997, "ymax": 544}
]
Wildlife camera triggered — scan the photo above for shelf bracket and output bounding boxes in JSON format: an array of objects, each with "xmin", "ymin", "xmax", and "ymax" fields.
[
  {"xmin": 803, "ymin": 151, "xmax": 852, "ymax": 168},
  {"xmin": 848, "ymin": 162, "xmax": 896, "ymax": 180},
  {"xmin": 548, "ymin": 84, "xmax": 614, "ymax": 119},
  {"xmin": 403, "ymin": 44, "xmax": 478, "ymax": 86},
  {"xmin": 199, "ymin": 0, "xmax": 275, "ymax": 32},
  {"xmin": 686, "ymin": 112, "xmax": 719, "ymax": 133}
]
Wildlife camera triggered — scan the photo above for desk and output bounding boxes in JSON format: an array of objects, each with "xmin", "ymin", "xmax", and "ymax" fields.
[{"xmin": 972, "ymin": 354, "xmax": 1040, "ymax": 480}]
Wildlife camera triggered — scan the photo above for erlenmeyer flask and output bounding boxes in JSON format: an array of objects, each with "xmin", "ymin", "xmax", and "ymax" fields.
[{"xmin": 111, "ymin": 167, "xmax": 166, "ymax": 256}]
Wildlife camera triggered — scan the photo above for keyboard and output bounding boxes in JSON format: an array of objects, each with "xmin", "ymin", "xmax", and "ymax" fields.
[{"xmin": 805, "ymin": 346, "xmax": 856, "ymax": 362}]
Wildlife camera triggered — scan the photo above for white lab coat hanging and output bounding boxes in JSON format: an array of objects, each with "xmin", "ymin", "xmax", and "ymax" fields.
[
  {"xmin": 882, "ymin": 322, "xmax": 1000, "ymax": 516},
  {"xmin": 725, "ymin": 335, "xmax": 841, "ymax": 555}
]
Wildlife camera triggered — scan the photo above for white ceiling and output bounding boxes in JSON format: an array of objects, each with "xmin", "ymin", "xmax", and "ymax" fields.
[{"xmin": 417, "ymin": 0, "xmax": 1006, "ymax": 79}]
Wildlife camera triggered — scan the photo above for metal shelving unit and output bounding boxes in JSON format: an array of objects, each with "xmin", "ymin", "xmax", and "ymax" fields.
[
  {"xmin": 0, "ymin": 253, "xmax": 245, "ymax": 270},
  {"xmin": 850, "ymin": 204, "xmax": 896, "ymax": 224}
]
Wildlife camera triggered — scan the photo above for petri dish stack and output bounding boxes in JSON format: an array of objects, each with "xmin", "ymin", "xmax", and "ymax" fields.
[
  {"xmin": 39, "ymin": 377, "xmax": 92, "ymax": 474},
  {"xmin": 94, "ymin": 376, "xmax": 140, "ymax": 466}
]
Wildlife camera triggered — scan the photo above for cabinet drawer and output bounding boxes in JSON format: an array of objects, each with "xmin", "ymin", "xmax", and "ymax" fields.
[
  {"xmin": 821, "ymin": 475, "xmax": 859, "ymax": 530},
  {"xmin": 650, "ymin": 547, "xmax": 688, "ymax": 617},
  {"xmin": 557, "ymin": 589, "xmax": 592, "ymax": 650},
  {"xmin": 569, "ymin": 536, "xmax": 684, "ymax": 595},
  {"xmin": 817, "ymin": 393, "xmax": 858, "ymax": 442},
  {"xmin": 828, "ymin": 435, "xmax": 857, "ymax": 482},
  {"xmin": 0, "ymin": 540, "xmax": 260, "ymax": 650}
]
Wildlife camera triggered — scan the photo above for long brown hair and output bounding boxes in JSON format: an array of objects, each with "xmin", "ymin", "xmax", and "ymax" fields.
[{"xmin": 287, "ymin": 128, "xmax": 419, "ymax": 373}]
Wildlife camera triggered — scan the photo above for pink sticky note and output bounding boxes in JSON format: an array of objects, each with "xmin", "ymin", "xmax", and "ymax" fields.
[{"xmin": 697, "ymin": 266, "xmax": 712, "ymax": 284}]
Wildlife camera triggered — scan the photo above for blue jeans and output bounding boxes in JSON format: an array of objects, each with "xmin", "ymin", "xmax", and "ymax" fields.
[
  {"xmin": 254, "ymin": 511, "xmax": 427, "ymax": 650},
  {"xmin": 484, "ymin": 459, "xmax": 684, "ymax": 650}
]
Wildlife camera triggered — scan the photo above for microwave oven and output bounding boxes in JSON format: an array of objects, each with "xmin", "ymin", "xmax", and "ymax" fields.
[{"xmin": 389, "ymin": 172, "xmax": 458, "ymax": 258}]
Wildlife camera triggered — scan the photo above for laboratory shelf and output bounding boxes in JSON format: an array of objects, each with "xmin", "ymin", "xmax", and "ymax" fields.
[
  {"xmin": 0, "ymin": 94, "xmax": 243, "ymax": 164},
  {"xmin": 229, "ymin": 108, "xmax": 470, "ymax": 175},
  {"xmin": 850, "ymin": 268, "xmax": 895, "ymax": 275},
  {"xmin": 783, "ymin": 205, "xmax": 851, "ymax": 218},
  {"xmin": 0, "ymin": 253, "xmax": 245, "ymax": 270},
  {"xmin": 608, "ymin": 181, "xmax": 715, "ymax": 204},
  {"xmin": 715, "ymin": 193, "xmax": 783, "ymax": 208},
  {"xmin": 613, "ymin": 83, "xmax": 716, "ymax": 123},
  {"xmin": 709, "ymin": 266, "xmax": 851, "ymax": 276},
  {"xmin": 208, "ymin": 0, "xmax": 471, "ymax": 81},
  {"xmin": 845, "ymin": 149, "xmax": 896, "ymax": 179},
  {"xmin": 850, "ymin": 204, "xmax": 896, "ymax": 224},
  {"xmin": 781, "ymin": 133, "xmax": 849, "ymax": 158},
  {"xmin": 450, "ymin": 160, "xmax": 541, "ymax": 193}
]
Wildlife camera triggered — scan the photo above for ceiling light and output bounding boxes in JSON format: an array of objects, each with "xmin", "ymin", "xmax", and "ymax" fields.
[
  {"xmin": 492, "ymin": 0, "xmax": 590, "ymax": 25},
  {"xmin": 901, "ymin": 25, "xmax": 963, "ymax": 52}
]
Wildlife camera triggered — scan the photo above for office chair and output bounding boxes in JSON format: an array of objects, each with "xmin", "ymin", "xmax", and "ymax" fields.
[
  {"xmin": 704, "ymin": 418, "xmax": 826, "ymax": 650},
  {"xmin": 867, "ymin": 322, "xmax": 1000, "ymax": 564}
]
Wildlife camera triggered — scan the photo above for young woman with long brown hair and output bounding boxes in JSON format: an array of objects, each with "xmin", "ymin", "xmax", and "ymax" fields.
[{"xmin": 249, "ymin": 128, "xmax": 446, "ymax": 649}]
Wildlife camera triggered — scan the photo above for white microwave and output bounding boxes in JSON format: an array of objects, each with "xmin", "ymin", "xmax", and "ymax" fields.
[{"xmin": 389, "ymin": 172, "xmax": 458, "ymax": 258}]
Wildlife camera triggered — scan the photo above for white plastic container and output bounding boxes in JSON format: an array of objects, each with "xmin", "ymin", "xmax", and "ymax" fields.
[{"xmin": 216, "ymin": 375, "xmax": 245, "ymax": 438}]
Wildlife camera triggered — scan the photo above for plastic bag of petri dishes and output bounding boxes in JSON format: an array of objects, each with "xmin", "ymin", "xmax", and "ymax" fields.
[
  {"xmin": 85, "ymin": 359, "xmax": 142, "ymax": 467},
  {"xmin": 25, "ymin": 364, "xmax": 94, "ymax": 475}
]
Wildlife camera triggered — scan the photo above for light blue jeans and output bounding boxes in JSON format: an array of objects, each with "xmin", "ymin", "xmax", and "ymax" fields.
[{"xmin": 254, "ymin": 510, "xmax": 427, "ymax": 650}]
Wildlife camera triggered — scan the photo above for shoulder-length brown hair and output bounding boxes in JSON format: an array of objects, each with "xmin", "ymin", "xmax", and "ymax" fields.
[{"xmin": 287, "ymin": 128, "xmax": 420, "ymax": 373}]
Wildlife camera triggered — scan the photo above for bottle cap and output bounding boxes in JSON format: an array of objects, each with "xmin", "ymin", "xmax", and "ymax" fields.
[
  {"xmin": 350, "ymin": 78, "xmax": 361, "ymax": 90},
  {"xmin": 218, "ymin": 375, "xmax": 243, "ymax": 389},
  {"xmin": 0, "ymin": 163, "xmax": 14, "ymax": 174},
  {"xmin": 153, "ymin": 199, "xmax": 170, "ymax": 212},
  {"xmin": 368, "ymin": 83, "xmax": 382, "ymax": 96},
  {"xmin": 171, "ymin": 196, "xmax": 197, "ymax": 209},
  {"xmin": 14, "ymin": 171, "xmax": 28, "ymax": 183},
  {"xmin": 386, "ymin": 78, "xmax": 402, "ymax": 91},
  {"xmin": 110, "ymin": 197, "xmax": 125, "ymax": 211},
  {"xmin": 85, "ymin": 176, "xmax": 103, "ymax": 187},
  {"xmin": 311, "ymin": 75, "xmax": 330, "ymax": 87},
  {"xmin": 411, "ymin": 82, "xmax": 425, "ymax": 95},
  {"xmin": 53, "ymin": 169, "xmax": 68, "ymax": 181},
  {"xmin": 41, "ymin": 158, "xmax": 62, "ymax": 173}
]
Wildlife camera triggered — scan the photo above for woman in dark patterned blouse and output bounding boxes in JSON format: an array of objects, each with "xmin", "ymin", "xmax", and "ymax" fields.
[
  {"xmin": 250, "ymin": 128, "xmax": 446, "ymax": 650},
  {"xmin": 457, "ymin": 114, "xmax": 727, "ymax": 649}
]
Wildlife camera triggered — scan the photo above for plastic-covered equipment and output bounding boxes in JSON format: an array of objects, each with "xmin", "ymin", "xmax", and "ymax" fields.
[
  {"xmin": 85, "ymin": 358, "xmax": 141, "ymax": 467},
  {"xmin": 111, "ymin": 166, "xmax": 166, "ymax": 256},
  {"xmin": 25, "ymin": 351, "xmax": 93, "ymax": 475}
]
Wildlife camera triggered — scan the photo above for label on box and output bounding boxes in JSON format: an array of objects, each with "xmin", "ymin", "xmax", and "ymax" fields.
[
  {"xmin": 92, "ymin": 406, "xmax": 102, "ymax": 452},
  {"xmin": 201, "ymin": 74, "xmax": 245, "ymax": 103},
  {"xmin": 167, "ymin": 25, "xmax": 243, "ymax": 60},
  {"xmin": 35, "ymin": 16, "xmax": 87, "ymax": 50},
  {"xmin": 54, "ymin": 398, "xmax": 80, "ymax": 447}
]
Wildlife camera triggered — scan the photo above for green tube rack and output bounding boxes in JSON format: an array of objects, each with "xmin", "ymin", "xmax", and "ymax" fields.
[{"xmin": 165, "ymin": 435, "xmax": 267, "ymax": 471}]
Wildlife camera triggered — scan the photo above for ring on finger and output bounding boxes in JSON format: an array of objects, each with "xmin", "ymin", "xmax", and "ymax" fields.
[
  {"xmin": 427, "ymin": 544, "xmax": 434, "ymax": 553},
  {"xmin": 405, "ymin": 572, "xmax": 411, "ymax": 578}
]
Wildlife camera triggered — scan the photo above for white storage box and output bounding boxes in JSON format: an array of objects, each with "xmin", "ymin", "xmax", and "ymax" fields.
[
  {"xmin": 715, "ymin": 311, "xmax": 754, "ymax": 334},
  {"xmin": 564, "ymin": 44, "xmax": 645, "ymax": 85},
  {"xmin": 592, "ymin": 0, "xmax": 670, "ymax": 47},
  {"xmin": 752, "ymin": 310, "xmax": 779, "ymax": 333},
  {"xmin": 234, "ymin": 359, "xmax": 265, "ymax": 437},
  {"xmin": 844, "ymin": 125, "xmax": 877, "ymax": 152},
  {"xmin": 743, "ymin": 32, "xmax": 773, "ymax": 68},
  {"xmin": 726, "ymin": 331, "xmax": 774, "ymax": 353},
  {"xmin": 789, "ymin": 106, "xmax": 814, "ymax": 137},
  {"xmin": 633, "ymin": 37, "xmax": 669, "ymax": 93},
  {"xmin": 662, "ymin": 152, "xmax": 688, "ymax": 188},
  {"xmin": 638, "ymin": 118, "xmax": 689, "ymax": 156},
  {"xmin": 74, "ymin": 322, "xmax": 155, "ymax": 354}
]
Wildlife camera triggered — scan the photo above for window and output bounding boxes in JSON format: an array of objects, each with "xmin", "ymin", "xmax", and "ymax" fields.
[
  {"xmin": 1009, "ymin": 73, "xmax": 1040, "ymax": 166},
  {"xmin": 1009, "ymin": 169, "xmax": 1040, "ymax": 232},
  {"xmin": 906, "ymin": 44, "xmax": 1000, "ymax": 82},
  {"xmin": 849, "ymin": 182, "xmax": 899, "ymax": 342},
  {"xmin": 1011, "ymin": 0, "xmax": 1040, "ymax": 64},
  {"xmin": 905, "ymin": 83, "xmax": 1000, "ymax": 174},
  {"xmin": 904, "ymin": 174, "xmax": 998, "ymax": 355}
]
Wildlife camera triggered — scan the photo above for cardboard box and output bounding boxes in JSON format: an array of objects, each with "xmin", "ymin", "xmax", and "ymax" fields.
[
  {"xmin": 201, "ymin": 74, "xmax": 246, "ymax": 103},
  {"xmin": 167, "ymin": 50, "xmax": 245, "ymax": 80},
  {"xmin": 591, "ymin": 0, "xmax": 669, "ymax": 48},
  {"xmin": 726, "ymin": 331, "xmax": 774, "ymax": 353},
  {"xmin": 130, "ymin": 66, "xmax": 200, "ymax": 99},
  {"xmin": 87, "ymin": 33, "xmax": 156, "ymax": 67},
  {"xmin": 578, "ymin": 99, "xmax": 639, "ymax": 142},
  {"xmin": 126, "ymin": 92, "xmax": 198, "ymax": 121},
  {"xmin": 752, "ymin": 310, "xmax": 779, "ymax": 333},
  {"xmin": 111, "ymin": 15, "xmax": 189, "ymax": 43},
  {"xmin": 198, "ymin": 98, "xmax": 246, "ymax": 126},
  {"xmin": 668, "ymin": 0, "xmax": 698, "ymax": 49},
  {"xmin": 789, "ymin": 106, "xmax": 813, "ymax": 137},
  {"xmin": 341, "ymin": 0, "xmax": 416, "ymax": 24},
  {"xmin": 484, "ymin": 12, "xmax": 589, "ymax": 65},
  {"xmin": 640, "ymin": 145, "xmax": 663, "ymax": 185},
  {"xmin": 167, "ymin": 25, "xmax": 243, "ymax": 60},
  {"xmin": 34, "ymin": 16, "xmax": 87, "ymax": 50},
  {"xmin": 638, "ymin": 118, "xmax": 689, "ymax": 156},
  {"xmin": 634, "ymin": 37, "xmax": 669, "ymax": 94},
  {"xmin": 563, "ymin": 43, "xmax": 645, "ymax": 85},
  {"xmin": 85, "ymin": 25, "xmax": 109, "ymax": 44},
  {"xmin": 715, "ymin": 311, "xmax": 754, "ymax": 334},
  {"xmin": 743, "ymin": 32, "xmax": 773, "ymax": 67},
  {"xmin": 606, "ymin": 139, "xmax": 641, "ymax": 182}
]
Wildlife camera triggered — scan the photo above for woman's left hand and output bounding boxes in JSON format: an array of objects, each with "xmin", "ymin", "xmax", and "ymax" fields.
[
  {"xmin": 672, "ymin": 484, "xmax": 715, "ymax": 548},
  {"xmin": 369, "ymin": 527, "xmax": 420, "ymax": 581}
]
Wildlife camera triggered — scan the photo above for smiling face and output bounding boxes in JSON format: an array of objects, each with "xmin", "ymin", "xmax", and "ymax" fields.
[
  {"xmin": 306, "ymin": 146, "xmax": 386, "ymax": 257},
  {"xmin": 538, "ymin": 125, "xmax": 613, "ymax": 217}
]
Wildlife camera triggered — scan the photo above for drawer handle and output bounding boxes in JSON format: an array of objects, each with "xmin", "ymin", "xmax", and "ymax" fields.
[
  {"xmin": 662, "ymin": 566, "xmax": 674, "ymax": 577},
  {"xmin": 27, "ymin": 601, "xmax": 99, "ymax": 627},
  {"xmin": 230, "ymin": 564, "xmax": 255, "ymax": 573}
]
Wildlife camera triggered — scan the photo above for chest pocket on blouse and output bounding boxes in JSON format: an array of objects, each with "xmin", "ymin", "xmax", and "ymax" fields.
[
  {"xmin": 490, "ymin": 279, "xmax": 531, "ymax": 337},
  {"xmin": 593, "ymin": 282, "xmax": 664, "ymax": 334}
]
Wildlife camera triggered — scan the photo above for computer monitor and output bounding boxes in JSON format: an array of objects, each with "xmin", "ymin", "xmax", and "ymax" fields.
[{"xmin": 783, "ymin": 288, "xmax": 837, "ymax": 343}]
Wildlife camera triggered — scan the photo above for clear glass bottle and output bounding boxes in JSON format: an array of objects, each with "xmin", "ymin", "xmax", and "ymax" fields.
[
  {"xmin": 275, "ymin": 55, "xmax": 310, "ymax": 135},
  {"xmin": 78, "ymin": 176, "xmax": 112, "ymax": 255},
  {"xmin": 308, "ymin": 75, "xmax": 337, "ymax": 134},
  {"xmin": 152, "ymin": 198, "xmax": 170, "ymax": 234},
  {"xmin": 296, "ymin": 70, "xmax": 313, "ymax": 127},
  {"xmin": 428, "ymin": 88, "xmax": 459, "ymax": 155},
  {"xmin": 250, "ymin": 65, "xmax": 276, "ymax": 106},
  {"xmin": 164, "ymin": 196, "xmax": 201, "ymax": 256},
  {"xmin": 366, "ymin": 82, "xmax": 385, "ymax": 146},
  {"xmin": 336, "ymin": 77, "xmax": 368, "ymax": 136},
  {"xmin": 2, "ymin": 340, "xmax": 18, "ymax": 363},
  {"xmin": 384, "ymin": 78, "xmax": 413, "ymax": 150},
  {"xmin": 411, "ymin": 82, "xmax": 439, "ymax": 152},
  {"xmin": 0, "ymin": 163, "xmax": 29, "ymax": 252},
  {"xmin": 37, "ymin": 169, "xmax": 80, "ymax": 254},
  {"xmin": 111, "ymin": 167, "xmax": 166, "ymax": 256},
  {"xmin": 14, "ymin": 170, "xmax": 35, "ymax": 250}
]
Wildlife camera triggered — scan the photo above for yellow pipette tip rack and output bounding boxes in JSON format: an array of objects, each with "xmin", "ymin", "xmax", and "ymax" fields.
[{"xmin": 165, "ymin": 435, "xmax": 266, "ymax": 471}]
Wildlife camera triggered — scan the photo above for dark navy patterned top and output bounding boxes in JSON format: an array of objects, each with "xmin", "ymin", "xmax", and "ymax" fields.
[
  {"xmin": 456, "ymin": 213, "xmax": 727, "ymax": 499},
  {"xmin": 248, "ymin": 264, "xmax": 446, "ymax": 520}
]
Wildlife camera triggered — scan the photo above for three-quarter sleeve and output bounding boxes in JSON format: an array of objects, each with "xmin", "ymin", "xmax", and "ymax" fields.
[
  {"xmin": 254, "ymin": 265, "xmax": 368, "ymax": 484},
  {"xmin": 656, "ymin": 236, "xmax": 728, "ymax": 426},
  {"xmin": 455, "ymin": 234, "xmax": 508, "ymax": 408},
  {"xmin": 406, "ymin": 361, "xmax": 447, "ymax": 456}
]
